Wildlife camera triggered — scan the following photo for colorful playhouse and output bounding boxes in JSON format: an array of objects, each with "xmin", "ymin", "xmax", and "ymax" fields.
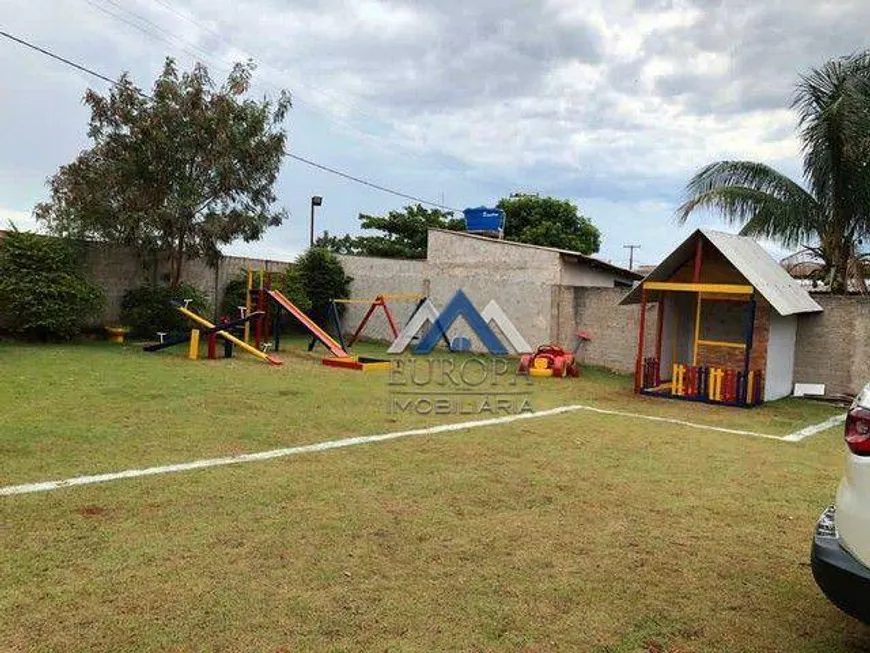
[{"xmin": 621, "ymin": 228, "xmax": 823, "ymax": 406}]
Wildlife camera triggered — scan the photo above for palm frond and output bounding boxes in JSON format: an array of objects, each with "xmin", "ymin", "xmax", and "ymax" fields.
[
  {"xmin": 675, "ymin": 161, "xmax": 821, "ymax": 248},
  {"xmin": 793, "ymin": 51, "xmax": 870, "ymax": 235}
]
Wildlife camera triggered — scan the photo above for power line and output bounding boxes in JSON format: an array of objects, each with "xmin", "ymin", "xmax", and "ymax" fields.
[
  {"xmin": 288, "ymin": 154, "xmax": 458, "ymax": 211},
  {"xmin": 148, "ymin": 0, "xmax": 385, "ymax": 125},
  {"xmin": 84, "ymin": 0, "xmax": 229, "ymax": 72},
  {"xmin": 0, "ymin": 28, "xmax": 117, "ymax": 87},
  {"xmin": 85, "ymin": 0, "xmax": 469, "ymax": 187},
  {"xmin": 0, "ymin": 28, "xmax": 458, "ymax": 212}
]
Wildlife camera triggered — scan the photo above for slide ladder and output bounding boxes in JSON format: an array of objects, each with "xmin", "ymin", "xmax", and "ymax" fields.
[{"xmin": 267, "ymin": 289, "xmax": 349, "ymax": 358}]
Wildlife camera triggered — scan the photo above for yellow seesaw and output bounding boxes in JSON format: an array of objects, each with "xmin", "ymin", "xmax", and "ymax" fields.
[{"xmin": 176, "ymin": 304, "xmax": 282, "ymax": 366}]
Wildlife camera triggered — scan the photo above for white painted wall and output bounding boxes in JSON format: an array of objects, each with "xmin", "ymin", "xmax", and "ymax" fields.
[{"xmin": 765, "ymin": 312, "xmax": 798, "ymax": 401}]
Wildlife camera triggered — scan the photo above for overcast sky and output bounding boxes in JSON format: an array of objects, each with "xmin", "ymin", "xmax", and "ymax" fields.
[{"xmin": 1, "ymin": 0, "xmax": 869, "ymax": 268}]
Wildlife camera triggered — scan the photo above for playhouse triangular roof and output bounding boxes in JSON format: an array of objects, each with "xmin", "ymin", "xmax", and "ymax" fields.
[{"xmin": 620, "ymin": 228, "xmax": 823, "ymax": 316}]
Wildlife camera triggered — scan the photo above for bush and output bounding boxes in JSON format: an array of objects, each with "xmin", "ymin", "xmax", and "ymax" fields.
[
  {"xmin": 282, "ymin": 266, "xmax": 311, "ymax": 312},
  {"xmin": 295, "ymin": 248, "xmax": 351, "ymax": 325},
  {"xmin": 219, "ymin": 274, "xmax": 248, "ymax": 320},
  {"xmin": 120, "ymin": 283, "xmax": 210, "ymax": 338},
  {"xmin": 0, "ymin": 230, "xmax": 104, "ymax": 340}
]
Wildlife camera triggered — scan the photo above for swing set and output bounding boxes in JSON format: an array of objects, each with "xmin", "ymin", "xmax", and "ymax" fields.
[{"xmin": 326, "ymin": 293, "xmax": 426, "ymax": 351}]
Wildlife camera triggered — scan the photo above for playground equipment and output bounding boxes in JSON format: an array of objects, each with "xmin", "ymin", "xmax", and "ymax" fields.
[
  {"xmin": 624, "ymin": 228, "xmax": 823, "ymax": 406},
  {"xmin": 517, "ymin": 345, "xmax": 579, "ymax": 378},
  {"xmin": 143, "ymin": 302, "xmax": 281, "ymax": 366},
  {"xmin": 261, "ymin": 286, "xmax": 390, "ymax": 371},
  {"xmin": 104, "ymin": 326, "xmax": 131, "ymax": 344},
  {"xmin": 239, "ymin": 268, "xmax": 392, "ymax": 371},
  {"xmin": 641, "ymin": 359, "xmax": 764, "ymax": 406},
  {"xmin": 144, "ymin": 310, "xmax": 265, "ymax": 358},
  {"xmin": 328, "ymin": 293, "xmax": 427, "ymax": 350},
  {"xmin": 245, "ymin": 268, "xmax": 281, "ymax": 353}
]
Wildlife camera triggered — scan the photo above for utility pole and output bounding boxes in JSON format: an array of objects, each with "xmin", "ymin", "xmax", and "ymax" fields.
[{"xmin": 623, "ymin": 244, "xmax": 640, "ymax": 271}]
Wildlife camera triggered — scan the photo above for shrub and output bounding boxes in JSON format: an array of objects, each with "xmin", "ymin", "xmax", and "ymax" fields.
[
  {"xmin": 120, "ymin": 283, "xmax": 210, "ymax": 338},
  {"xmin": 219, "ymin": 274, "xmax": 248, "ymax": 320},
  {"xmin": 295, "ymin": 248, "xmax": 351, "ymax": 325},
  {"xmin": 282, "ymin": 266, "xmax": 311, "ymax": 312},
  {"xmin": 0, "ymin": 230, "xmax": 104, "ymax": 340}
]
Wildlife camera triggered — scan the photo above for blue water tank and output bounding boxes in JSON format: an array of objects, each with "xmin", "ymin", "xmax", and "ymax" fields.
[{"xmin": 462, "ymin": 206, "xmax": 505, "ymax": 233}]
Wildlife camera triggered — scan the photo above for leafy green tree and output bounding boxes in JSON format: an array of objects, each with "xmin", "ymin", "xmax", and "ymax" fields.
[
  {"xmin": 296, "ymin": 248, "xmax": 351, "ymax": 325},
  {"xmin": 34, "ymin": 58, "xmax": 291, "ymax": 289},
  {"xmin": 0, "ymin": 230, "xmax": 104, "ymax": 340},
  {"xmin": 496, "ymin": 195, "xmax": 601, "ymax": 254},
  {"xmin": 677, "ymin": 52, "xmax": 870, "ymax": 293},
  {"xmin": 313, "ymin": 231, "xmax": 359, "ymax": 255},
  {"xmin": 317, "ymin": 204, "xmax": 464, "ymax": 259}
]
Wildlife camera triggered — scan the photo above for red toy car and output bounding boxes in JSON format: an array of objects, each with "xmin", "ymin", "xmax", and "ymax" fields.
[{"xmin": 517, "ymin": 345, "xmax": 579, "ymax": 378}]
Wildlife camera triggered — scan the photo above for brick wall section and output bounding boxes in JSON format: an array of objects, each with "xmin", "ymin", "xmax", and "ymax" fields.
[
  {"xmin": 793, "ymin": 294, "xmax": 870, "ymax": 395},
  {"xmin": 749, "ymin": 300, "xmax": 770, "ymax": 376},
  {"xmin": 697, "ymin": 299, "xmax": 769, "ymax": 370},
  {"xmin": 693, "ymin": 302, "xmax": 767, "ymax": 400},
  {"xmin": 696, "ymin": 343, "xmax": 744, "ymax": 369},
  {"xmin": 566, "ymin": 287, "xmax": 659, "ymax": 372}
]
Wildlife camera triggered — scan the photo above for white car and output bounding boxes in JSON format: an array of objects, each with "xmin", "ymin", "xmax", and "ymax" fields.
[{"xmin": 812, "ymin": 383, "xmax": 870, "ymax": 624}]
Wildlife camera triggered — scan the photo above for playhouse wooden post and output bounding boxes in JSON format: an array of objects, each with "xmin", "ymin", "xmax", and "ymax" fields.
[
  {"xmin": 693, "ymin": 237, "xmax": 703, "ymax": 282},
  {"xmin": 254, "ymin": 270, "xmax": 266, "ymax": 351},
  {"xmin": 634, "ymin": 287, "xmax": 647, "ymax": 393},
  {"xmin": 263, "ymin": 272, "xmax": 272, "ymax": 344},
  {"xmin": 741, "ymin": 294, "xmax": 757, "ymax": 404},
  {"xmin": 692, "ymin": 293, "xmax": 702, "ymax": 366},
  {"xmin": 654, "ymin": 293, "xmax": 664, "ymax": 362}
]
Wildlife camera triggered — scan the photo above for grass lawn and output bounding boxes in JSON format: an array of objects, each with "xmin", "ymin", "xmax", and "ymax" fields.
[{"xmin": 2, "ymin": 339, "xmax": 868, "ymax": 651}]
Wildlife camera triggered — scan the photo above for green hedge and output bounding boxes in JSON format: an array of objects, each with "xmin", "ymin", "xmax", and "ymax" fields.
[
  {"xmin": 0, "ymin": 230, "xmax": 104, "ymax": 340},
  {"xmin": 120, "ymin": 284, "xmax": 210, "ymax": 338}
]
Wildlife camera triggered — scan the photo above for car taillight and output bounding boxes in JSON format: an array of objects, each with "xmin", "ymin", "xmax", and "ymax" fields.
[{"xmin": 845, "ymin": 406, "xmax": 870, "ymax": 455}]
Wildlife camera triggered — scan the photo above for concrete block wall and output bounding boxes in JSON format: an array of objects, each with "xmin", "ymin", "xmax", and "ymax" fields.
[
  {"xmin": 562, "ymin": 287, "xmax": 659, "ymax": 372},
  {"xmin": 336, "ymin": 255, "xmax": 429, "ymax": 342},
  {"xmin": 793, "ymin": 294, "xmax": 870, "ymax": 395},
  {"xmin": 77, "ymin": 240, "xmax": 291, "ymax": 323},
  {"xmin": 338, "ymin": 248, "xmax": 555, "ymax": 349}
]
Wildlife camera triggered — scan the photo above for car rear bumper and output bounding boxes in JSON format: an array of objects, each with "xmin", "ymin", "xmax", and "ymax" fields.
[{"xmin": 812, "ymin": 507, "xmax": 870, "ymax": 625}]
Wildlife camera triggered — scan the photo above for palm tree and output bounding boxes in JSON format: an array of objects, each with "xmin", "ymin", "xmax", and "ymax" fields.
[{"xmin": 676, "ymin": 52, "xmax": 870, "ymax": 293}]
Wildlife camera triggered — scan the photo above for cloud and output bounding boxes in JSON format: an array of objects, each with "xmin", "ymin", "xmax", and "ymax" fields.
[{"xmin": 1, "ymin": 0, "xmax": 869, "ymax": 266}]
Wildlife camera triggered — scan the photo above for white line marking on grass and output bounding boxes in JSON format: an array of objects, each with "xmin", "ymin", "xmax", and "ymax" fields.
[
  {"xmin": 571, "ymin": 405, "xmax": 784, "ymax": 440},
  {"xmin": 0, "ymin": 404, "xmax": 843, "ymax": 496},
  {"xmin": 781, "ymin": 413, "xmax": 847, "ymax": 442},
  {"xmin": 0, "ymin": 406, "xmax": 578, "ymax": 496}
]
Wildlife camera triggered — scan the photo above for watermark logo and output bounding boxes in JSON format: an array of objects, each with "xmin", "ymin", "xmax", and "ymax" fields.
[
  {"xmin": 387, "ymin": 289, "xmax": 531, "ymax": 355},
  {"xmin": 387, "ymin": 290, "xmax": 533, "ymax": 416}
]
